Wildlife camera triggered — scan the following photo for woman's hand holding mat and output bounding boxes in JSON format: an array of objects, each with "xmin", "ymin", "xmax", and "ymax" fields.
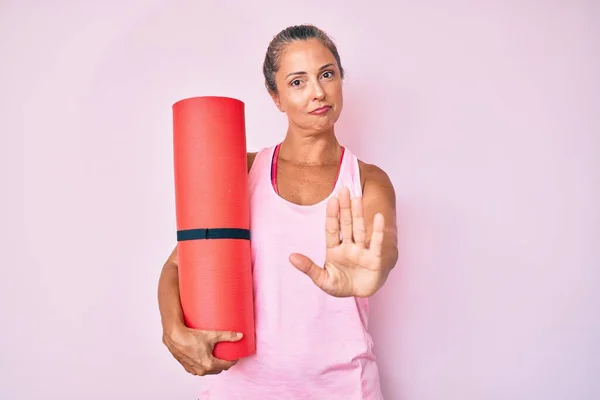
[{"xmin": 163, "ymin": 323, "xmax": 243, "ymax": 376}]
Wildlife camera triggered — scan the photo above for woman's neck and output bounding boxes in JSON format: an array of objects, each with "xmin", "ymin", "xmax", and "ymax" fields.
[{"xmin": 278, "ymin": 129, "xmax": 342, "ymax": 166}]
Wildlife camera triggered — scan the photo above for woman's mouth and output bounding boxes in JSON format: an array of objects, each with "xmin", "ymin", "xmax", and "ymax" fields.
[{"xmin": 309, "ymin": 105, "xmax": 332, "ymax": 115}]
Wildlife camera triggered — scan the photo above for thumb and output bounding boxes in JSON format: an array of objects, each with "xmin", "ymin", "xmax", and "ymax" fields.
[
  {"xmin": 211, "ymin": 330, "xmax": 244, "ymax": 344},
  {"xmin": 190, "ymin": 329, "xmax": 243, "ymax": 344},
  {"xmin": 289, "ymin": 253, "xmax": 326, "ymax": 288}
]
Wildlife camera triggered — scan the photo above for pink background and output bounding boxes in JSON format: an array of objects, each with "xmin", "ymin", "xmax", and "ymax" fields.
[{"xmin": 2, "ymin": 1, "xmax": 599, "ymax": 399}]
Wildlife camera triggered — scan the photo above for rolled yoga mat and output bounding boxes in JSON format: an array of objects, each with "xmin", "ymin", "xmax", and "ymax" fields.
[{"xmin": 172, "ymin": 96, "xmax": 256, "ymax": 361}]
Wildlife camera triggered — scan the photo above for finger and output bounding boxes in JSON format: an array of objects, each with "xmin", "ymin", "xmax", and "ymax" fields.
[
  {"xmin": 338, "ymin": 187, "xmax": 353, "ymax": 244},
  {"xmin": 369, "ymin": 213, "xmax": 385, "ymax": 258},
  {"xmin": 181, "ymin": 361, "xmax": 197, "ymax": 375},
  {"xmin": 210, "ymin": 357, "xmax": 238, "ymax": 372},
  {"xmin": 171, "ymin": 347, "xmax": 205, "ymax": 371},
  {"xmin": 181, "ymin": 353, "xmax": 230, "ymax": 376},
  {"xmin": 202, "ymin": 369, "xmax": 224, "ymax": 375},
  {"xmin": 351, "ymin": 196, "xmax": 366, "ymax": 248},
  {"xmin": 166, "ymin": 341, "xmax": 195, "ymax": 367},
  {"xmin": 325, "ymin": 196, "xmax": 340, "ymax": 248},
  {"xmin": 177, "ymin": 354, "xmax": 206, "ymax": 376},
  {"xmin": 168, "ymin": 342, "xmax": 227, "ymax": 376},
  {"xmin": 289, "ymin": 253, "xmax": 327, "ymax": 288}
]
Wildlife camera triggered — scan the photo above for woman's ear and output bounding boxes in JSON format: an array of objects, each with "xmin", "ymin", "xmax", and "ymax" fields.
[{"xmin": 270, "ymin": 90, "xmax": 284, "ymax": 112}]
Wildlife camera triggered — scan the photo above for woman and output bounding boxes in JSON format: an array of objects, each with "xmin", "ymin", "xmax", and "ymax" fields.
[{"xmin": 158, "ymin": 24, "xmax": 398, "ymax": 399}]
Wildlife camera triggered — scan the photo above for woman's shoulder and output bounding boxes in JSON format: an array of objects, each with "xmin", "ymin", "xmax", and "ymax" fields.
[
  {"xmin": 246, "ymin": 144, "xmax": 276, "ymax": 172},
  {"xmin": 247, "ymin": 152, "xmax": 258, "ymax": 172},
  {"xmin": 357, "ymin": 159, "xmax": 394, "ymax": 194}
]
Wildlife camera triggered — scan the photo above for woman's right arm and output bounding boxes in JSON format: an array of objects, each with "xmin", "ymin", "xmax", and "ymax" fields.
[{"xmin": 157, "ymin": 247, "xmax": 184, "ymax": 333}]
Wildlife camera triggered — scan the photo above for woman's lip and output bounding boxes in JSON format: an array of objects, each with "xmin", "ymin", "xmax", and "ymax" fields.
[{"xmin": 310, "ymin": 106, "xmax": 331, "ymax": 115}]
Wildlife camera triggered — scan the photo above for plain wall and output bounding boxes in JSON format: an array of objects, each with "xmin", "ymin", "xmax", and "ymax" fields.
[{"xmin": 1, "ymin": 1, "xmax": 598, "ymax": 399}]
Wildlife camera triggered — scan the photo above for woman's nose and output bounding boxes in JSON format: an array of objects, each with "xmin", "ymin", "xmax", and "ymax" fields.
[{"xmin": 311, "ymin": 81, "xmax": 325, "ymax": 100}]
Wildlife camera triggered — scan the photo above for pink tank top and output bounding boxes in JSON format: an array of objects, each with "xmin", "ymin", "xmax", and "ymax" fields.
[{"xmin": 198, "ymin": 144, "xmax": 383, "ymax": 400}]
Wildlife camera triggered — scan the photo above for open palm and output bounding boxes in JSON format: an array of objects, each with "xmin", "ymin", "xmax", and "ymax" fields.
[{"xmin": 289, "ymin": 187, "xmax": 386, "ymax": 297}]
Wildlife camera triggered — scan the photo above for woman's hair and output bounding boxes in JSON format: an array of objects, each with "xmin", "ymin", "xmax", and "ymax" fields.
[{"xmin": 262, "ymin": 24, "xmax": 345, "ymax": 93}]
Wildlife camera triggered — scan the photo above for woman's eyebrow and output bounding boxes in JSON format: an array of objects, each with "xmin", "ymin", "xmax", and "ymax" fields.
[{"xmin": 285, "ymin": 63, "xmax": 335, "ymax": 78}]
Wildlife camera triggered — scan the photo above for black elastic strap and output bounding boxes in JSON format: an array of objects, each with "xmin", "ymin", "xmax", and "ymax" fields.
[{"xmin": 177, "ymin": 228, "xmax": 250, "ymax": 242}]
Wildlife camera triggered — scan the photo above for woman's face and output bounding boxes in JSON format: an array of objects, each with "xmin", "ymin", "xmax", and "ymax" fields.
[{"xmin": 271, "ymin": 38, "xmax": 343, "ymax": 135}]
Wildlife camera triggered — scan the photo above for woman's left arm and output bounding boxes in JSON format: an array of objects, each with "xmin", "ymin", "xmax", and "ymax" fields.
[{"xmin": 361, "ymin": 163, "xmax": 399, "ymax": 280}]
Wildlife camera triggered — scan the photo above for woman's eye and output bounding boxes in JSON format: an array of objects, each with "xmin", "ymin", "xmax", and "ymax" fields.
[
  {"xmin": 291, "ymin": 79, "xmax": 301, "ymax": 86},
  {"xmin": 322, "ymin": 71, "xmax": 333, "ymax": 79}
]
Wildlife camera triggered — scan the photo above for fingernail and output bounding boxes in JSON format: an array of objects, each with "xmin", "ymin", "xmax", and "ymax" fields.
[{"xmin": 237, "ymin": 332, "xmax": 243, "ymax": 339}]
